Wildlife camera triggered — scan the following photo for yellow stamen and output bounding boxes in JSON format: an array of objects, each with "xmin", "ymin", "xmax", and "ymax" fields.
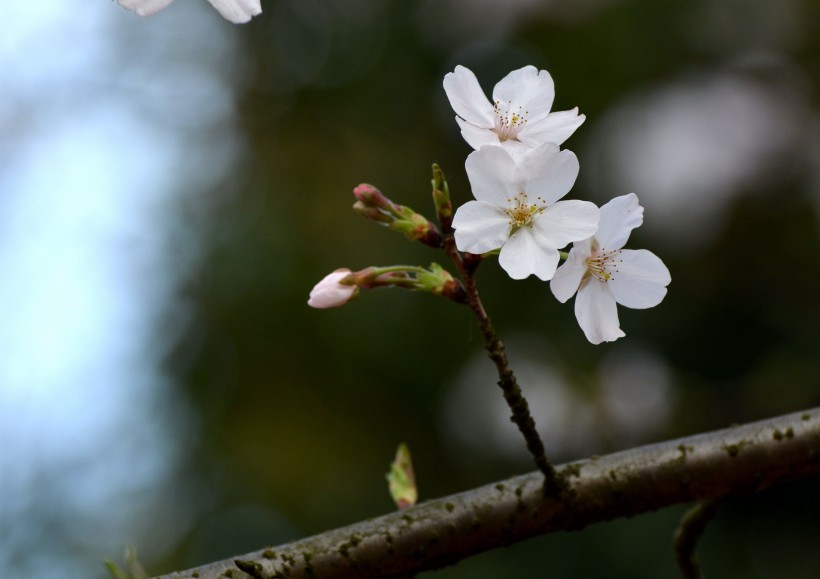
[
  {"xmin": 494, "ymin": 100, "xmax": 529, "ymax": 142},
  {"xmin": 585, "ymin": 249, "xmax": 622, "ymax": 282},
  {"xmin": 505, "ymin": 192, "xmax": 545, "ymax": 231}
]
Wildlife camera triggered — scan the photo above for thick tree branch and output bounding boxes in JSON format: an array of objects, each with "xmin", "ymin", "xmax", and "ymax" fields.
[{"xmin": 156, "ymin": 408, "xmax": 820, "ymax": 579}]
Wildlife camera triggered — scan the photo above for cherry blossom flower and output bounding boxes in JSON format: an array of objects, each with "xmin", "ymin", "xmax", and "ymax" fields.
[
  {"xmin": 550, "ymin": 193, "xmax": 671, "ymax": 344},
  {"xmin": 116, "ymin": 0, "xmax": 262, "ymax": 23},
  {"xmin": 443, "ymin": 65, "xmax": 585, "ymax": 158},
  {"xmin": 308, "ymin": 269, "xmax": 358, "ymax": 309},
  {"xmin": 452, "ymin": 143, "xmax": 599, "ymax": 281}
]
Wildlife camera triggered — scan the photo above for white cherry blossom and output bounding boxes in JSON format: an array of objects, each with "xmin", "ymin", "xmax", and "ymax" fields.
[
  {"xmin": 443, "ymin": 65, "xmax": 585, "ymax": 158},
  {"xmin": 452, "ymin": 143, "xmax": 599, "ymax": 281},
  {"xmin": 550, "ymin": 193, "xmax": 671, "ymax": 344},
  {"xmin": 116, "ymin": 0, "xmax": 262, "ymax": 23}
]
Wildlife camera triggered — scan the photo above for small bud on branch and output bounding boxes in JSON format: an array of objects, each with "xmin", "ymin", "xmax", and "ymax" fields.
[
  {"xmin": 308, "ymin": 264, "xmax": 465, "ymax": 309},
  {"xmin": 353, "ymin": 184, "xmax": 442, "ymax": 248}
]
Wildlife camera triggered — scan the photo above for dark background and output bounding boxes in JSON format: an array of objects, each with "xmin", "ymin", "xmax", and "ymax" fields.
[{"xmin": 3, "ymin": 0, "xmax": 820, "ymax": 577}]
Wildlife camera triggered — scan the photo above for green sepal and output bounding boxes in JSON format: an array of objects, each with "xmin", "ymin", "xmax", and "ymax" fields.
[{"xmin": 432, "ymin": 164, "xmax": 453, "ymax": 223}]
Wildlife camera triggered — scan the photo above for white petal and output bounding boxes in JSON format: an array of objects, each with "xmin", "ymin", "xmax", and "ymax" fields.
[
  {"xmin": 308, "ymin": 270, "xmax": 356, "ymax": 309},
  {"xmin": 116, "ymin": 0, "xmax": 175, "ymax": 17},
  {"xmin": 455, "ymin": 117, "xmax": 499, "ymax": 150},
  {"xmin": 498, "ymin": 138, "xmax": 535, "ymax": 160},
  {"xmin": 519, "ymin": 144, "xmax": 579, "ymax": 204},
  {"xmin": 452, "ymin": 201, "xmax": 510, "ymax": 254},
  {"xmin": 519, "ymin": 108, "xmax": 585, "ymax": 147},
  {"xmin": 443, "ymin": 66, "xmax": 496, "ymax": 128},
  {"xmin": 492, "ymin": 66, "xmax": 555, "ymax": 124},
  {"xmin": 595, "ymin": 193, "xmax": 644, "ymax": 250},
  {"xmin": 573, "ymin": 237, "xmax": 595, "ymax": 256},
  {"xmin": 550, "ymin": 248, "xmax": 588, "ymax": 303},
  {"xmin": 465, "ymin": 146, "xmax": 519, "ymax": 206},
  {"xmin": 575, "ymin": 279, "xmax": 625, "ymax": 344},
  {"xmin": 533, "ymin": 200, "xmax": 599, "ymax": 249},
  {"xmin": 207, "ymin": 0, "xmax": 261, "ymax": 22},
  {"xmin": 498, "ymin": 229, "xmax": 559, "ymax": 281},
  {"xmin": 609, "ymin": 249, "xmax": 671, "ymax": 309}
]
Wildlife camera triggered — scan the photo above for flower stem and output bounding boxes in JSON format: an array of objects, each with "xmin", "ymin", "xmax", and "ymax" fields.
[
  {"xmin": 370, "ymin": 265, "xmax": 430, "ymax": 275},
  {"xmin": 442, "ymin": 230, "xmax": 562, "ymax": 496}
]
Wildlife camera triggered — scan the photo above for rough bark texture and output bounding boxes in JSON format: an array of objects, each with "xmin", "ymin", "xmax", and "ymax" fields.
[{"xmin": 156, "ymin": 407, "xmax": 820, "ymax": 579}]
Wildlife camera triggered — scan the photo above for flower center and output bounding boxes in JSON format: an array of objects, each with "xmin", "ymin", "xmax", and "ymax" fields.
[
  {"xmin": 585, "ymin": 249, "xmax": 622, "ymax": 282},
  {"xmin": 494, "ymin": 99, "xmax": 528, "ymax": 141},
  {"xmin": 505, "ymin": 192, "xmax": 545, "ymax": 231}
]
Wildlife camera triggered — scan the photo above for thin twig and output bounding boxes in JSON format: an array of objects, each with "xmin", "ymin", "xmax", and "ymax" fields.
[
  {"xmin": 673, "ymin": 499, "xmax": 723, "ymax": 579},
  {"xmin": 441, "ymin": 222, "xmax": 561, "ymax": 495}
]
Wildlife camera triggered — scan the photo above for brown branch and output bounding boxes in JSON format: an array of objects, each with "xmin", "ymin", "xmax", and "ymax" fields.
[
  {"xmin": 155, "ymin": 407, "xmax": 820, "ymax": 579},
  {"xmin": 441, "ymin": 225, "xmax": 560, "ymax": 493},
  {"xmin": 431, "ymin": 164, "xmax": 558, "ymax": 492}
]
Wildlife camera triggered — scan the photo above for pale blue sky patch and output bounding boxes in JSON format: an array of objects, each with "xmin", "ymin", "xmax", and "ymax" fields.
[{"xmin": 0, "ymin": 1, "xmax": 244, "ymax": 576}]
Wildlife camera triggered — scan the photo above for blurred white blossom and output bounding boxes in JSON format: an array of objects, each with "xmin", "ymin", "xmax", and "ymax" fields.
[
  {"xmin": 116, "ymin": 0, "xmax": 261, "ymax": 23},
  {"xmin": 585, "ymin": 69, "xmax": 808, "ymax": 249}
]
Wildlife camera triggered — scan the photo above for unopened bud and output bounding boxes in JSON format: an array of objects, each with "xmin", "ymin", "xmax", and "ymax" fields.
[
  {"xmin": 353, "ymin": 184, "xmax": 398, "ymax": 214},
  {"xmin": 307, "ymin": 269, "xmax": 359, "ymax": 309},
  {"xmin": 431, "ymin": 164, "xmax": 453, "ymax": 229},
  {"xmin": 389, "ymin": 213, "xmax": 442, "ymax": 248},
  {"xmin": 353, "ymin": 184, "xmax": 441, "ymax": 247},
  {"xmin": 387, "ymin": 443, "xmax": 417, "ymax": 511},
  {"xmin": 353, "ymin": 200, "xmax": 392, "ymax": 224}
]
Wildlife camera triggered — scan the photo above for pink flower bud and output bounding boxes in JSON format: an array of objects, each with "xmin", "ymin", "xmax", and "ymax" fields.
[
  {"xmin": 353, "ymin": 184, "xmax": 391, "ymax": 209},
  {"xmin": 308, "ymin": 269, "xmax": 358, "ymax": 309}
]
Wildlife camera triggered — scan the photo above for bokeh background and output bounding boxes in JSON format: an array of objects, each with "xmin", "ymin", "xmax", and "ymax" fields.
[{"xmin": 2, "ymin": 0, "xmax": 820, "ymax": 577}]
